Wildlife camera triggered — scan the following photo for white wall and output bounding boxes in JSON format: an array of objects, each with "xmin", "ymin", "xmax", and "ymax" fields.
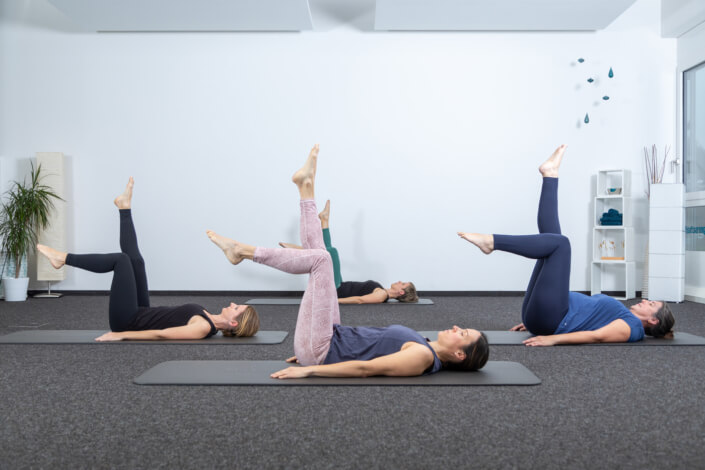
[{"xmin": 0, "ymin": 0, "xmax": 676, "ymax": 292}]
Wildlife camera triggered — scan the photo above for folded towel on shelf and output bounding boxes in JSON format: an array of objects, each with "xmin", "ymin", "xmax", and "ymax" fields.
[{"xmin": 600, "ymin": 208, "xmax": 623, "ymax": 226}]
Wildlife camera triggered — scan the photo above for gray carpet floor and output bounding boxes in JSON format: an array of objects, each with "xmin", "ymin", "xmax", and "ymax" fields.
[{"xmin": 1, "ymin": 294, "xmax": 704, "ymax": 469}]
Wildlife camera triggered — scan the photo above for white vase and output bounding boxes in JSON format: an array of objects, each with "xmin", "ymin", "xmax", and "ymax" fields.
[{"xmin": 3, "ymin": 277, "xmax": 29, "ymax": 301}]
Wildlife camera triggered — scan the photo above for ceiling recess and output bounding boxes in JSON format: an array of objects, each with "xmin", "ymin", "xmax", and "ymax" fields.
[
  {"xmin": 47, "ymin": 0, "xmax": 313, "ymax": 32},
  {"xmin": 374, "ymin": 0, "xmax": 639, "ymax": 31}
]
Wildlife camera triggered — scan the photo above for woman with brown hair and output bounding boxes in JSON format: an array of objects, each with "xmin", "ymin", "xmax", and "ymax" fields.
[
  {"xmin": 207, "ymin": 144, "xmax": 488, "ymax": 378},
  {"xmin": 37, "ymin": 177, "xmax": 259, "ymax": 341},
  {"xmin": 459, "ymin": 144, "xmax": 674, "ymax": 346}
]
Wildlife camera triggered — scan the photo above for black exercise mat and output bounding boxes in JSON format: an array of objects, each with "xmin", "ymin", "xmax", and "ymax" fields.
[
  {"xmin": 419, "ymin": 330, "xmax": 705, "ymax": 345},
  {"xmin": 246, "ymin": 298, "xmax": 434, "ymax": 305},
  {"xmin": 133, "ymin": 360, "xmax": 540, "ymax": 385},
  {"xmin": 0, "ymin": 330, "xmax": 288, "ymax": 344}
]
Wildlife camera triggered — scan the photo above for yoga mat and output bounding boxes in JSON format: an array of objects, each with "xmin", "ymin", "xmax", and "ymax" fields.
[
  {"xmin": 133, "ymin": 360, "xmax": 540, "ymax": 386},
  {"xmin": 0, "ymin": 330, "xmax": 288, "ymax": 344},
  {"xmin": 246, "ymin": 298, "xmax": 434, "ymax": 305},
  {"xmin": 418, "ymin": 330, "xmax": 705, "ymax": 346}
]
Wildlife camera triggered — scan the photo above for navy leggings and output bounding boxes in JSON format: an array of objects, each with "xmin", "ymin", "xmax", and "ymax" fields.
[
  {"xmin": 65, "ymin": 210, "xmax": 149, "ymax": 331},
  {"xmin": 493, "ymin": 178, "xmax": 571, "ymax": 335}
]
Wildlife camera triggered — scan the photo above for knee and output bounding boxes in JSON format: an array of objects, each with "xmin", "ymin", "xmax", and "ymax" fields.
[
  {"xmin": 115, "ymin": 253, "xmax": 132, "ymax": 266},
  {"xmin": 312, "ymin": 249, "xmax": 333, "ymax": 267},
  {"xmin": 554, "ymin": 235, "xmax": 571, "ymax": 253}
]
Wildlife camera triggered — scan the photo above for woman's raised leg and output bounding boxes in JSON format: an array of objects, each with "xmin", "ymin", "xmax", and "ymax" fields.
[
  {"xmin": 458, "ymin": 145, "xmax": 571, "ymax": 335},
  {"xmin": 37, "ymin": 245, "xmax": 140, "ymax": 332},
  {"xmin": 319, "ymin": 200, "xmax": 343, "ymax": 288},
  {"xmin": 206, "ymin": 144, "xmax": 340, "ymax": 365},
  {"xmin": 519, "ymin": 145, "xmax": 567, "ymax": 323},
  {"xmin": 114, "ymin": 177, "xmax": 150, "ymax": 307}
]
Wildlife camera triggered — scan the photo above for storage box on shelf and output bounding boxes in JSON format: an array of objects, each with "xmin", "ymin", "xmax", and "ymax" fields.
[{"xmin": 591, "ymin": 169, "xmax": 635, "ymax": 300}]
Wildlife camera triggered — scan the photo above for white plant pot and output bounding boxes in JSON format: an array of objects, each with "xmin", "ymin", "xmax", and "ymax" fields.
[{"xmin": 3, "ymin": 277, "xmax": 29, "ymax": 301}]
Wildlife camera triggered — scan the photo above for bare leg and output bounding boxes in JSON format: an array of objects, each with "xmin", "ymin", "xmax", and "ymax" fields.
[
  {"xmin": 458, "ymin": 232, "xmax": 494, "ymax": 254},
  {"xmin": 114, "ymin": 177, "xmax": 134, "ymax": 209},
  {"xmin": 538, "ymin": 144, "xmax": 567, "ymax": 178},
  {"xmin": 319, "ymin": 199, "xmax": 330, "ymax": 230},
  {"xmin": 206, "ymin": 231, "xmax": 256, "ymax": 265},
  {"xmin": 292, "ymin": 144, "xmax": 318, "ymax": 200},
  {"xmin": 36, "ymin": 244, "xmax": 67, "ymax": 269},
  {"xmin": 279, "ymin": 242, "xmax": 303, "ymax": 249}
]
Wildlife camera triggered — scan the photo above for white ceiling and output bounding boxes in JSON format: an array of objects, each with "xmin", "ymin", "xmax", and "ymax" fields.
[
  {"xmin": 374, "ymin": 0, "xmax": 639, "ymax": 31},
  {"xmin": 46, "ymin": 0, "xmax": 640, "ymax": 32},
  {"xmin": 46, "ymin": 0, "xmax": 313, "ymax": 32}
]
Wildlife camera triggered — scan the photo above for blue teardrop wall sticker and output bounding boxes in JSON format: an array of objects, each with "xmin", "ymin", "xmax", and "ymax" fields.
[
  {"xmin": 603, "ymin": 96, "xmax": 610, "ymax": 100},
  {"xmin": 584, "ymin": 113, "xmax": 590, "ymax": 123},
  {"xmin": 587, "ymin": 78, "xmax": 594, "ymax": 83},
  {"xmin": 578, "ymin": 58, "xmax": 585, "ymax": 63},
  {"xmin": 608, "ymin": 67, "xmax": 614, "ymax": 78}
]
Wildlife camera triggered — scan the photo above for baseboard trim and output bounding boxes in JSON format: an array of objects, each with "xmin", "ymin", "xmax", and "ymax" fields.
[{"xmin": 27, "ymin": 290, "xmax": 633, "ymax": 297}]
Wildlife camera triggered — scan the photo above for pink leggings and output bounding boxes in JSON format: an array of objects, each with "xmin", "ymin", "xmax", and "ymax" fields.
[{"xmin": 253, "ymin": 199, "xmax": 340, "ymax": 366}]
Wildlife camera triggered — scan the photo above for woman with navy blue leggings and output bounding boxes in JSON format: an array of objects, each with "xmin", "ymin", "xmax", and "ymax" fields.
[{"xmin": 459, "ymin": 145, "xmax": 674, "ymax": 346}]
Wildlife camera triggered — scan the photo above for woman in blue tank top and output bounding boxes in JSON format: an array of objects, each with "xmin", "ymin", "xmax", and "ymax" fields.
[
  {"xmin": 208, "ymin": 145, "xmax": 489, "ymax": 378},
  {"xmin": 459, "ymin": 145, "xmax": 675, "ymax": 346},
  {"xmin": 278, "ymin": 200, "xmax": 418, "ymax": 304}
]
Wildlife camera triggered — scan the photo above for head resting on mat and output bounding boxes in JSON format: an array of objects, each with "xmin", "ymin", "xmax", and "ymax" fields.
[
  {"xmin": 436, "ymin": 327, "xmax": 489, "ymax": 371},
  {"xmin": 629, "ymin": 299, "xmax": 675, "ymax": 339},
  {"xmin": 389, "ymin": 281, "xmax": 418, "ymax": 303},
  {"xmin": 220, "ymin": 304, "xmax": 260, "ymax": 337}
]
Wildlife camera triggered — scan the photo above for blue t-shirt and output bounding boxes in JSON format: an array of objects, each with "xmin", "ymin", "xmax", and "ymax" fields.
[
  {"xmin": 553, "ymin": 292, "xmax": 644, "ymax": 342},
  {"xmin": 323, "ymin": 324, "xmax": 442, "ymax": 375}
]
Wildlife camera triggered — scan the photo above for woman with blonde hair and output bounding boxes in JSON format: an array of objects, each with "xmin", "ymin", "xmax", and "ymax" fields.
[
  {"xmin": 279, "ymin": 199, "xmax": 418, "ymax": 304},
  {"xmin": 37, "ymin": 178, "xmax": 259, "ymax": 341}
]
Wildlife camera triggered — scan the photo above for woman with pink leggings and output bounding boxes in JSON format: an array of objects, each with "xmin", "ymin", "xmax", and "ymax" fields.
[{"xmin": 207, "ymin": 145, "xmax": 489, "ymax": 379}]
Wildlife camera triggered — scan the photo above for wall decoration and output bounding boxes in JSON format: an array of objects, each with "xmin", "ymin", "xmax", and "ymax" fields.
[{"xmin": 575, "ymin": 59, "xmax": 614, "ymax": 126}]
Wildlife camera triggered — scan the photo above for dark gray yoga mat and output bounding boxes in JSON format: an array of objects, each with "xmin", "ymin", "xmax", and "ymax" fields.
[
  {"xmin": 133, "ymin": 360, "xmax": 540, "ymax": 385},
  {"xmin": 0, "ymin": 330, "xmax": 288, "ymax": 344},
  {"xmin": 419, "ymin": 330, "xmax": 705, "ymax": 346},
  {"xmin": 246, "ymin": 298, "xmax": 434, "ymax": 305}
]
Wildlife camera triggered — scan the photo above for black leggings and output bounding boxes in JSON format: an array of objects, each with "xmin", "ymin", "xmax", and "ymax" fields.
[
  {"xmin": 65, "ymin": 210, "xmax": 149, "ymax": 331},
  {"xmin": 492, "ymin": 178, "xmax": 571, "ymax": 335}
]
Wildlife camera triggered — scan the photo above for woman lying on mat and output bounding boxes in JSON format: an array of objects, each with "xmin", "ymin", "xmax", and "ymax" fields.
[
  {"xmin": 280, "ymin": 200, "xmax": 418, "ymax": 304},
  {"xmin": 459, "ymin": 144, "xmax": 674, "ymax": 347},
  {"xmin": 207, "ymin": 144, "xmax": 488, "ymax": 378},
  {"xmin": 37, "ymin": 178, "xmax": 259, "ymax": 342}
]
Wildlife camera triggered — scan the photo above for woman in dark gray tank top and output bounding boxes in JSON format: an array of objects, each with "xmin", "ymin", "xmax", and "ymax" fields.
[
  {"xmin": 279, "ymin": 200, "xmax": 418, "ymax": 304},
  {"xmin": 208, "ymin": 145, "xmax": 489, "ymax": 378}
]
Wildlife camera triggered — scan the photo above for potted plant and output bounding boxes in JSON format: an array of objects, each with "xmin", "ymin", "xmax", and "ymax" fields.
[{"xmin": 0, "ymin": 163, "xmax": 61, "ymax": 301}]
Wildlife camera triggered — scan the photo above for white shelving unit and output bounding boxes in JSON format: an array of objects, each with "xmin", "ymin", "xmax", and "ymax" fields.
[{"xmin": 591, "ymin": 169, "xmax": 636, "ymax": 300}]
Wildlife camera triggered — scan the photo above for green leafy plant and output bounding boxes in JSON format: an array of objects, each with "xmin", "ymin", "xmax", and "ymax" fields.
[{"xmin": 0, "ymin": 164, "xmax": 62, "ymax": 278}]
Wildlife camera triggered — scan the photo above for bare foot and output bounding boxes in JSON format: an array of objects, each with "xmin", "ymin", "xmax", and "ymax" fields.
[
  {"xmin": 114, "ymin": 177, "xmax": 134, "ymax": 209},
  {"xmin": 292, "ymin": 144, "xmax": 319, "ymax": 188},
  {"xmin": 279, "ymin": 242, "xmax": 303, "ymax": 249},
  {"xmin": 206, "ymin": 231, "xmax": 245, "ymax": 265},
  {"xmin": 539, "ymin": 145, "xmax": 567, "ymax": 178},
  {"xmin": 457, "ymin": 232, "xmax": 494, "ymax": 254},
  {"xmin": 318, "ymin": 199, "xmax": 330, "ymax": 223},
  {"xmin": 36, "ymin": 244, "xmax": 67, "ymax": 269}
]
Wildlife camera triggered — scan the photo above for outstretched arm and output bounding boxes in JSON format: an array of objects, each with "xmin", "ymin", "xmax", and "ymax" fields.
[
  {"xmin": 338, "ymin": 289, "xmax": 388, "ymax": 304},
  {"xmin": 95, "ymin": 318, "xmax": 212, "ymax": 341},
  {"xmin": 271, "ymin": 343, "xmax": 433, "ymax": 378},
  {"xmin": 522, "ymin": 319, "xmax": 631, "ymax": 346}
]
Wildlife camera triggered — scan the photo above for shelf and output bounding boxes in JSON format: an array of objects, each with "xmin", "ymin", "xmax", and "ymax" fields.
[{"xmin": 592, "ymin": 169, "xmax": 635, "ymax": 300}]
